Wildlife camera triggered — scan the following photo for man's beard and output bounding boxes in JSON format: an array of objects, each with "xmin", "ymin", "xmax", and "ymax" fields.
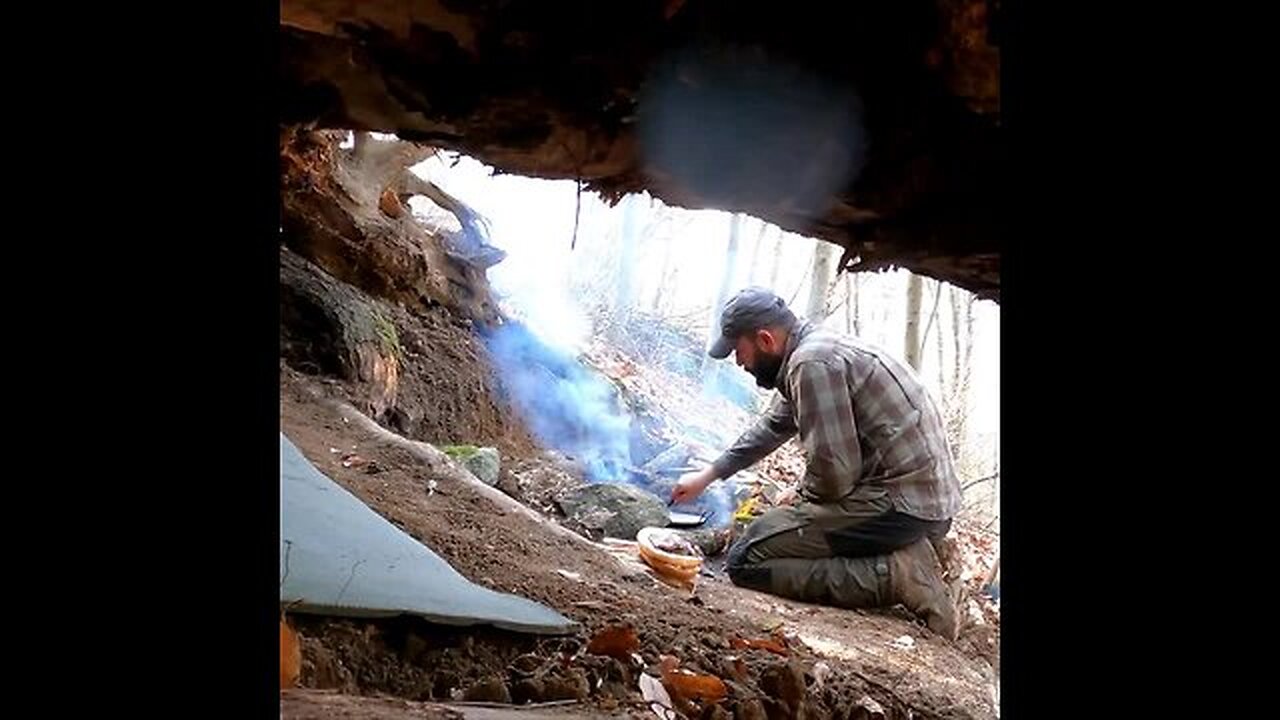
[{"xmin": 748, "ymin": 350, "xmax": 785, "ymax": 389}]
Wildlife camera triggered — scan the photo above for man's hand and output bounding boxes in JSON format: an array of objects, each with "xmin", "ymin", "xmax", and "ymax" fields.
[{"xmin": 671, "ymin": 467, "xmax": 717, "ymax": 505}]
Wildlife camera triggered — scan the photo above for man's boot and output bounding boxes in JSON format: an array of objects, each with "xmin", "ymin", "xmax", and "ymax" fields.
[{"xmin": 888, "ymin": 537, "xmax": 960, "ymax": 641}]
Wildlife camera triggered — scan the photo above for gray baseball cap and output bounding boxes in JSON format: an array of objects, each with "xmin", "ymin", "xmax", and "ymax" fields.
[{"xmin": 708, "ymin": 287, "xmax": 797, "ymax": 359}]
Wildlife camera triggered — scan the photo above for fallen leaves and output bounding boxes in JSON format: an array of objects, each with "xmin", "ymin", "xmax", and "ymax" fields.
[
  {"xmin": 729, "ymin": 631, "xmax": 790, "ymax": 656},
  {"xmin": 586, "ymin": 624, "xmax": 640, "ymax": 661},
  {"xmin": 280, "ymin": 616, "xmax": 302, "ymax": 689},
  {"xmin": 378, "ymin": 186, "xmax": 405, "ymax": 218},
  {"xmin": 733, "ymin": 496, "xmax": 762, "ymax": 523},
  {"xmin": 656, "ymin": 655, "xmax": 727, "ymax": 714},
  {"xmin": 662, "ymin": 667, "xmax": 727, "ymax": 704}
]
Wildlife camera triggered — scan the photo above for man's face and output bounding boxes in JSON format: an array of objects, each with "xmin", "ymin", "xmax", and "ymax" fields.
[{"xmin": 733, "ymin": 330, "xmax": 785, "ymax": 389}]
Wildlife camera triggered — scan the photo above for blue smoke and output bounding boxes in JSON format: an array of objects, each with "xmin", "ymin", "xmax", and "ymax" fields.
[
  {"xmin": 480, "ymin": 321, "xmax": 633, "ymax": 483},
  {"xmin": 479, "ymin": 320, "xmax": 742, "ymax": 529}
]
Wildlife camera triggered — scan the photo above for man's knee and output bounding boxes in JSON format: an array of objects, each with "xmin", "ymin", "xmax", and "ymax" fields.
[
  {"xmin": 725, "ymin": 536, "xmax": 773, "ymax": 591},
  {"xmin": 726, "ymin": 560, "xmax": 773, "ymax": 591},
  {"xmin": 724, "ymin": 535, "xmax": 751, "ymax": 579}
]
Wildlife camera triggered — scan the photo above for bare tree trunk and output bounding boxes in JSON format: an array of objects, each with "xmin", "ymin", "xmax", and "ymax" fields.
[
  {"xmin": 945, "ymin": 287, "xmax": 975, "ymax": 466},
  {"xmin": 919, "ymin": 279, "xmax": 944, "ymax": 357},
  {"xmin": 766, "ymin": 227, "xmax": 784, "ymax": 291},
  {"xmin": 806, "ymin": 241, "xmax": 837, "ymax": 321},
  {"xmin": 844, "ymin": 274, "xmax": 854, "ymax": 334},
  {"xmin": 957, "ymin": 293, "xmax": 978, "ymax": 458},
  {"xmin": 992, "ymin": 432, "xmax": 1000, "ymax": 520},
  {"xmin": 704, "ymin": 213, "xmax": 743, "ymax": 374},
  {"xmin": 615, "ymin": 194, "xmax": 641, "ymax": 319},
  {"xmin": 879, "ymin": 276, "xmax": 896, "ymax": 349},
  {"xmin": 651, "ymin": 232, "xmax": 675, "ymax": 313},
  {"xmin": 950, "ymin": 287, "xmax": 964, "ymax": 394},
  {"xmin": 904, "ymin": 274, "xmax": 924, "ymax": 371},
  {"xmin": 851, "ymin": 273, "xmax": 862, "ymax": 336},
  {"xmin": 936, "ymin": 295, "xmax": 948, "ymax": 401},
  {"xmin": 744, "ymin": 217, "xmax": 766, "ymax": 287},
  {"xmin": 963, "ymin": 295, "xmax": 977, "ymax": 379}
]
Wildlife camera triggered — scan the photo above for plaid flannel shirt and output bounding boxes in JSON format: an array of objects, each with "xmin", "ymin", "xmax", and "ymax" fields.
[{"xmin": 710, "ymin": 320, "xmax": 962, "ymax": 521}]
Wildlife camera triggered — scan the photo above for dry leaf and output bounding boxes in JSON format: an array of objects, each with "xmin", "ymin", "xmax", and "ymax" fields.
[
  {"xmin": 730, "ymin": 633, "xmax": 789, "ymax": 656},
  {"xmin": 378, "ymin": 186, "xmax": 404, "ymax": 217},
  {"xmin": 280, "ymin": 617, "xmax": 302, "ymax": 689},
  {"xmin": 586, "ymin": 624, "xmax": 640, "ymax": 661},
  {"xmin": 662, "ymin": 667, "xmax": 728, "ymax": 704},
  {"xmin": 734, "ymin": 496, "xmax": 761, "ymax": 522}
]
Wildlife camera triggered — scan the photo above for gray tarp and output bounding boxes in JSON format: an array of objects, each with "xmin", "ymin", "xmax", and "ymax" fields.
[{"xmin": 280, "ymin": 433, "xmax": 574, "ymax": 634}]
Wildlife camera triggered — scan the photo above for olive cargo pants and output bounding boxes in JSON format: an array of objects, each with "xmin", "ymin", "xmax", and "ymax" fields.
[{"xmin": 725, "ymin": 485, "xmax": 951, "ymax": 608}]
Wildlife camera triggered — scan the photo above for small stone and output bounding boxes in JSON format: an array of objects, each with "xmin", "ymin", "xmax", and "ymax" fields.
[
  {"xmin": 734, "ymin": 697, "xmax": 768, "ymax": 720},
  {"xmin": 758, "ymin": 661, "xmax": 806, "ymax": 719},
  {"xmin": 462, "ymin": 676, "xmax": 511, "ymax": 704},
  {"xmin": 509, "ymin": 653, "xmax": 544, "ymax": 677},
  {"xmin": 541, "ymin": 667, "xmax": 591, "ymax": 701},
  {"xmin": 510, "ymin": 677, "xmax": 544, "ymax": 704},
  {"xmin": 708, "ymin": 704, "xmax": 734, "ymax": 720}
]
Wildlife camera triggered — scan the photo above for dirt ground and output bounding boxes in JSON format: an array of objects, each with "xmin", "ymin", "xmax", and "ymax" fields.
[
  {"xmin": 281, "ymin": 364, "xmax": 998, "ymax": 720},
  {"xmin": 282, "ymin": 689, "xmax": 630, "ymax": 719}
]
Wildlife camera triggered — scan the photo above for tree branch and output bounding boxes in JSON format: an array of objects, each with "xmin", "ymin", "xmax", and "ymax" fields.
[
  {"xmin": 961, "ymin": 473, "xmax": 999, "ymax": 493},
  {"xmin": 918, "ymin": 279, "xmax": 944, "ymax": 359}
]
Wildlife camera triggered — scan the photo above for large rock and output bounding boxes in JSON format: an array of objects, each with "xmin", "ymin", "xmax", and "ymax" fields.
[
  {"xmin": 443, "ymin": 445, "xmax": 501, "ymax": 486},
  {"xmin": 506, "ymin": 454, "xmax": 587, "ymax": 508},
  {"xmin": 556, "ymin": 483, "xmax": 670, "ymax": 540}
]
